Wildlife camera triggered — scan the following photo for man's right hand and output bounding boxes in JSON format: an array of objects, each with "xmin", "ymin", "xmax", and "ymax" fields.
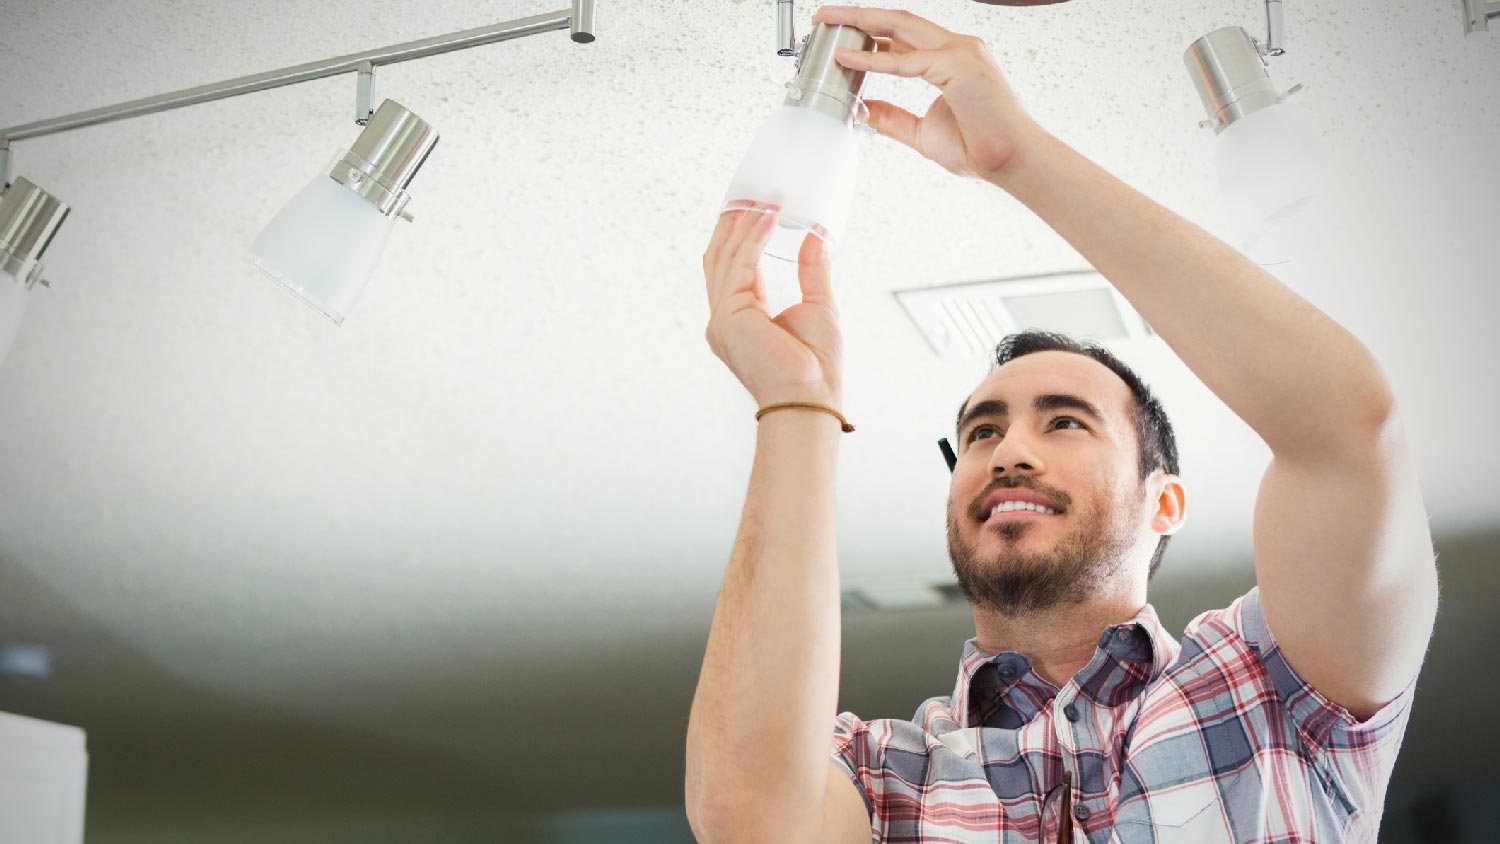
[{"xmin": 702, "ymin": 205, "xmax": 844, "ymax": 409}]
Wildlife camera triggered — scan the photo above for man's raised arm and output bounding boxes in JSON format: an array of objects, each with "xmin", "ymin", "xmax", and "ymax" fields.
[
  {"xmin": 685, "ymin": 209, "xmax": 868, "ymax": 844},
  {"xmin": 816, "ymin": 4, "xmax": 1438, "ymax": 719}
]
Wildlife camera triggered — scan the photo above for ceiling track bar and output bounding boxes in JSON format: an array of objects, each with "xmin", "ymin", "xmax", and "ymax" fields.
[
  {"xmin": 0, "ymin": 2, "xmax": 594, "ymax": 144},
  {"xmin": 1463, "ymin": 0, "xmax": 1500, "ymax": 33}
]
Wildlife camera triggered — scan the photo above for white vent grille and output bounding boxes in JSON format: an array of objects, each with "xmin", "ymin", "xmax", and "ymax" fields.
[
  {"xmin": 894, "ymin": 271, "xmax": 1154, "ymax": 359},
  {"xmin": 841, "ymin": 581, "xmax": 968, "ymax": 613}
]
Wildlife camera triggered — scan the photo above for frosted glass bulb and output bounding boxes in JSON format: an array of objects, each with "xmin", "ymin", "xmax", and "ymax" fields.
[
  {"xmin": 722, "ymin": 104, "xmax": 862, "ymax": 262},
  {"xmin": 0, "ymin": 279, "xmax": 28, "ymax": 369},
  {"xmin": 1215, "ymin": 101, "xmax": 1327, "ymax": 264},
  {"xmin": 250, "ymin": 166, "xmax": 398, "ymax": 325}
]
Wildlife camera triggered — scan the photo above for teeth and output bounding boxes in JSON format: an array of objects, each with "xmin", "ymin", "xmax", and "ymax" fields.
[{"xmin": 990, "ymin": 501, "xmax": 1058, "ymax": 517}]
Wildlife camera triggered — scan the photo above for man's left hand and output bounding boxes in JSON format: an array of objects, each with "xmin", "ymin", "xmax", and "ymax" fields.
[{"xmin": 812, "ymin": 5, "xmax": 1039, "ymax": 184}]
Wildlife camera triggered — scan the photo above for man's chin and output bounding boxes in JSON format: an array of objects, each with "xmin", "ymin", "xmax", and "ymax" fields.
[{"xmin": 979, "ymin": 517, "xmax": 1052, "ymax": 542}]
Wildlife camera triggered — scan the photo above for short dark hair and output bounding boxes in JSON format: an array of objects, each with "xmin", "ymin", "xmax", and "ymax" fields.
[{"xmin": 956, "ymin": 329, "xmax": 1181, "ymax": 577}]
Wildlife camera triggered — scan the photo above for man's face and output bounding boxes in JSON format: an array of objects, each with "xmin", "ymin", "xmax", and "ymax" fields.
[{"xmin": 946, "ymin": 351, "xmax": 1154, "ymax": 616}]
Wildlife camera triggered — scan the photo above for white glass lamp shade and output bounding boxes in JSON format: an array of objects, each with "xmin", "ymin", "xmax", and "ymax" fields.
[
  {"xmin": 250, "ymin": 167, "xmax": 398, "ymax": 325},
  {"xmin": 1214, "ymin": 101, "xmax": 1327, "ymax": 264},
  {"xmin": 722, "ymin": 104, "xmax": 862, "ymax": 262},
  {"xmin": 0, "ymin": 278, "xmax": 28, "ymax": 368}
]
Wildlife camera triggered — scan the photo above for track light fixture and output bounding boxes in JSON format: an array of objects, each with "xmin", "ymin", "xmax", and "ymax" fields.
[
  {"xmin": 1184, "ymin": 1, "xmax": 1322, "ymax": 264},
  {"xmin": 0, "ymin": 162, "xmax": 70, "ymax": 368},
  {"xmin": 725, "ymin": 1, "xmax": 876, "ymax": 265},
  {"xmin": 251, "ymin": 98, "xmax": 438, "ymax": 324},
  {"xmin": 1463, "ymin": 0, "xmax": 1500, "ymax": 34},
  {"xmin": 0, "ymin": 1, "xmax": 597, "ymax": 354}
]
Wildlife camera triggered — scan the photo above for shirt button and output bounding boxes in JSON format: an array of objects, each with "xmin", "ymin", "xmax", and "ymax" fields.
[
  {"xmin": 1063, "ymin": 703, "xmax": 1079, "ymax": 722},
  {"xmin": 1074, "ymin": 804, "xmax": 1090, "ymax": 822}
]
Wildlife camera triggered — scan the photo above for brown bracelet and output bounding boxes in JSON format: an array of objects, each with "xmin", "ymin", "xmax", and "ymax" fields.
[{"xmin": 754, "ymin": 402, "xmax": 855, "ymax": 433}]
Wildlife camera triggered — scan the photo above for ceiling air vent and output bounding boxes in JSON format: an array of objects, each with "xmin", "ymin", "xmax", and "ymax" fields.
[
  {"xmin": 0, "ymin": 644, "xmax": 53, "ymax": 680},
  {"xmin": 894, "ymin": 270, "xmax": 1155, "ymax": 360},
  {"xmin": 842, "ymin": 581, "xmax": 969, "ymax": 613}
]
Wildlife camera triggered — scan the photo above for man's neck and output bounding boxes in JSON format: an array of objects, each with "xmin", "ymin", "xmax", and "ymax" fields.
[{"xmin": 972, "ymin": 592, "xmax": 1148, "ymax": 689}]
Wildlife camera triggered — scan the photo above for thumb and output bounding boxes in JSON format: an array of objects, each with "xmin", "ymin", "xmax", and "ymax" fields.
[
  {"xmin": 863, "ymin": 98, "xmax": 921, "ymax": 153},
  {"xmin": 796, "ymin": 232, "xmax": 835, "ymax": 307}
]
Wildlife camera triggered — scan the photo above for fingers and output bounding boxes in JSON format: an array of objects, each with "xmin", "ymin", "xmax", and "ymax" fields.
[
  {"xmin": 703, "ymin": 209, "xmax": 742, "ymax": 307},
  {"xmin": 721, "ymin": 206, "xmax": 776, "ymax": 278},
  {"xmin": 703, "ymin": 210, "xmax": 737, "ymax": 287},
  {"xmin": 710, "ymin": 205, "xmax": 778, "ymax": 312},
  {"xmin": 812, "ymin": 5, "xmax": 958, "ymax": 51},
  {"xmin": 871, "ymin": 35, "xmax": 913, "ymax": 55},
  {"xmin": 835, "ymin": 46, "xmax": 963, "ymax": 89},
  {"xmin": 796, "ymin": 232, "xmax": 835, "ymax": 308},
  {"xmin": 862, "ymin": 99, "xmax": 921, "ymax": 152}
]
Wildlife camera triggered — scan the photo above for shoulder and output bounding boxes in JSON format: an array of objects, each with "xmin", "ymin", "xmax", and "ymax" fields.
[
  {"xmin": 1173, "ymin": 589, "xmax": 1415, "ymax": 750},
  {"xmin": 1121, "ymin": 589, "xmax": 1418, "ymax": 837},
  {"xmin": 832, "ymin": 696, "xmax": 965, "ymax": 768}
]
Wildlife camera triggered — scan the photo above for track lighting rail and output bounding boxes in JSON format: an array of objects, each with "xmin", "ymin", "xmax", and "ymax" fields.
[
  {"xmin": 0, "ymin": 2, "xmax": 595, "ymax": 144},
  {"xmin": 1464, "ymin": 0, "xmax": 1500, "ymax": 34}
]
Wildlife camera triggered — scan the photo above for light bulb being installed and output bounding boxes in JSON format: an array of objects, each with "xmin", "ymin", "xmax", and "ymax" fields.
[
  {"xmin": 0, "ymin": 177, "xmax": 69, "ymax": 368},
  {"xmin": 722, "ymin": 22, "xmax": 877, "ymax": 266},
  {"xmin": 250, "ymin": 99, "xmax": 438, "ymax": 325},
  {"xmin": 1185, "ymin": 26, "xmax": 1325, "ymax": 265}
]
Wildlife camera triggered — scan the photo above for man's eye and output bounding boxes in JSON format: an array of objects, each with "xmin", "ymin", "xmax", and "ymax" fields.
[
  {"xmin": 1052, "ymin": 416, "xmax": 1086, "ymax": 430},
  {"xmin": 967, "ymin": 424, "xmax": 999, "ymax": 443}
]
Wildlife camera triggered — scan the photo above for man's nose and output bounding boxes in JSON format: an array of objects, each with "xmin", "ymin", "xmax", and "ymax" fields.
[{"xmin": 987, "ymin": 431, "xmax": 1043, "ymax": 475}]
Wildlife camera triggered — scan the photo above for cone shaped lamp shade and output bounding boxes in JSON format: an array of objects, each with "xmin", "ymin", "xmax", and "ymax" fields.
[
  {"xmin": 1184, "ymin": 27, "xmax": 1325, "ymax": 265},
  {"xmin": 1214, "ymin": 100, "xmax": 1325, "ymax": 264},
  {"xmin": 0, "ymin": 279, "xmax": 28, "ymax": 366},
  {"xmin": 723, "ymin": 105, "xmax": 862, "ymax": 261},
  {"xmin": 722, "ymin": 23, "xmax": 876, "ymax": 262},
  {"xmin": 250, "ymin": 169, "xmax": 397, "ymax": 324},
  {"xmin": 249, "ymin": 99, "xmax": 437, "ymax": 325}
]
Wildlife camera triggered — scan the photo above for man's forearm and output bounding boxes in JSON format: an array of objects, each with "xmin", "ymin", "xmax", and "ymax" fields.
[
  {"xmin": 995, "ymin": 122, "xmax": 1396, "ymax": 460},
  {"xmin": 685, "ymin": 412, "xmax": 843, "ymax": 843}
]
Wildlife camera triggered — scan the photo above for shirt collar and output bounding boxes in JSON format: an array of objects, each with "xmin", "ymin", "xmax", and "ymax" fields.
[{"xmin": 949, "ymin": 603, "xmax": 1182, "ymax": 729}]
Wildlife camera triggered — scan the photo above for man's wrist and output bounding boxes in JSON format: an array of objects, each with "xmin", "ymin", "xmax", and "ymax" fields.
[
  {"xmin": 985, "ymin": 118, "xmax": 1052, "ymax": 194},
  {"xmin": 756, "ymin": 401, "xmax": 853, "ymax": 433},
  {"xmin": 755, "ymin": 404, "xmax": 849, "ymax": 437}
]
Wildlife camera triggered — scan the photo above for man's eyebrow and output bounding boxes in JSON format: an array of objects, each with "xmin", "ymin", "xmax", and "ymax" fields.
[
  {"xmin": 1034, "ymin": 393, "xmax": 1106, "ymax": 425},
  {"xmin": 957, "ymin": 399, "xmax": 1007, "ymax": 437},
  {"xmin": 956, "ymin": 393, "xmax": 1107, "ymax": 437}
]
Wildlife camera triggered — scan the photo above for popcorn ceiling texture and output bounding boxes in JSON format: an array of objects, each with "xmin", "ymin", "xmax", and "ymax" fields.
[{"xmin": 0, "ymin": 0, "xmax": 1496, "ymax": 832}]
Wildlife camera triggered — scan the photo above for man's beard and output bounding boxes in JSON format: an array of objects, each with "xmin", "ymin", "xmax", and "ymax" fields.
[{"xmin": 947, "ymin": 482, "xmax": 1142, "ymax": 617}]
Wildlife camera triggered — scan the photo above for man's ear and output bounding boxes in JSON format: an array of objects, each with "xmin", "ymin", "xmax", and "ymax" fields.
[{"xmin": 1151, "ymin": 474, "xmax": 1186, "ymax": 535}]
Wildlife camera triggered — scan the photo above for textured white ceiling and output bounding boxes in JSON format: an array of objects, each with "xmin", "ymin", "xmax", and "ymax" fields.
[{"xmin": 1, "ymin": 0, "xmax": 1498, "ymax": 832}]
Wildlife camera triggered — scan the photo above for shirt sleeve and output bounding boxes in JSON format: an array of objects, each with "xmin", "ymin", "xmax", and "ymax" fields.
[
  {"xmin": 830, "ymin": 711, "xmax": 879, "ymax": 824},
  {"xmin": 1232, "ymin": 586, "xmax": 1417, "ymax": 820}
]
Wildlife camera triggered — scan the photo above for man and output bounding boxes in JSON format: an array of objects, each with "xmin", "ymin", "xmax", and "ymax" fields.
[{"xmin": 686, "ymin": 6, "xmax": 1437, "ymax": 843}]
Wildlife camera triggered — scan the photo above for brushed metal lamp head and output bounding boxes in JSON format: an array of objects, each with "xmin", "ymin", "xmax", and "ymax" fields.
[
  {"xmin": 1184, "ymin": 26, "xmax": 1283, "ymax": 135},
  {"xmin": 0, "ymin": 177, "xmax": 69, "ymax": 292}
]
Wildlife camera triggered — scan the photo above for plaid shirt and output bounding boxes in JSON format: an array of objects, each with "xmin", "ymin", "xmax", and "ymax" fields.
[{"xmin": 831, "ymin": 588, "xmax": 1415, "ymax": 843}]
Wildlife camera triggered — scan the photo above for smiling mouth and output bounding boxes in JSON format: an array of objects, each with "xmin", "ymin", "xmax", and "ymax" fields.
[{"xmin": 984, "ymin": 503, "xmax": 1062, "ymax": 522}]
